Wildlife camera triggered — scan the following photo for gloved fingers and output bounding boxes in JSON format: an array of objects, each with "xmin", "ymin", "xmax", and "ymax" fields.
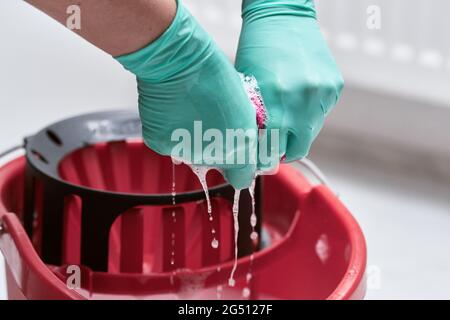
[
  {"xmin": 223, "ymin": 164, "xmax": 257, "ymax": 190},
  {"xmin": 318, "ymin": 78, "xmax": 344, "ymax": 116},
  {"xmin": 283, "ymin": 116, "xmax": 324, "ymax": 163},
  {"xmin": 279, "ymin": 79, "xmax": 330, "ymax": 163},
  {"xmin": 283, "ymin": 128, "xmax": 313, "ymax": 162},
  {"xmin": 257, "ymin": 127, "xmax": 287, "ymax": 173}
]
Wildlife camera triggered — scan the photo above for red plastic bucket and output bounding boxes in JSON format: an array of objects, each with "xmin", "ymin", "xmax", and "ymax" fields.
[{"xmin": 0, "ymin": 142, "xmax": 366, "ymax": 300}]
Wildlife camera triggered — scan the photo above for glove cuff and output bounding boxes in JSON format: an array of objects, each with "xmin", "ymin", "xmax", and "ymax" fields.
[
  {"xmin": 242, "ymin": 0, "xmax": 316, "ymax": 21},
  {"xmin": 115, "ymin": 0, "xmax": 213, "ymax": 83}
]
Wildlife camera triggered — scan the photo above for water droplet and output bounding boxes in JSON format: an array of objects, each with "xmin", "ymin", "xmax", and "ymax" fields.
[
  {"xmin": 250, "ymin": 231, "xmax": 258, "ymax": 241},
  {"xmin": 169, "ymin": 163, "xmax": 178, "ymax": 272},
  {"xmin": 228, "ymin": 278, "xmax": 236, "ymax": 287},
  {"xmin": 246, "ymin": 273, "xmax": 252, "ymax": 282},
  {"xmin": 242, "ymin": 287, "xmax": 251, "ymax": 298},
  {"xmin": 250, "ymin": 213, "xmax": 257, "ymax": 227},
  {"xmin": 211, "ymin": 238, "xmax": 219, "ymax": 249}
]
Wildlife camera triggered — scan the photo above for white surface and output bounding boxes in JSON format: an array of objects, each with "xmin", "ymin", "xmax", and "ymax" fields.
[{"xmin": 309, "ymin": 152, "xmax": 450, "ymax": 300}]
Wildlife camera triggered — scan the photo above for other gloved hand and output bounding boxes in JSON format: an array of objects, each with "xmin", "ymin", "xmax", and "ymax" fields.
[
  {"xmin": 236, "ymin": 0, "xmax": 344, "ymax": 170},
  {"xmin": 115, "ymin": 0, "xmax": 257, "ymax": 189}
]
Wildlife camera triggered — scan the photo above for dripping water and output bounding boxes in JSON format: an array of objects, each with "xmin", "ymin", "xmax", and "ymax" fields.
[
  {"xmin": 228, "ymin": 189, "xmax": 241, "ymax": 287},
  {"xmin": 190, "ymin": 165, "xmax": 219, "ymax": 250}
]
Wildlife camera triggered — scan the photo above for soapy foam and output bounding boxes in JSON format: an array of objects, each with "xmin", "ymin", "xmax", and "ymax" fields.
[
  {"xmin": 177, "ymin": 269, "xmax": 212, "ymax": 298},
  {"xmin": 240, "ymin": 74, "xmax": 268, "ymax": 129}
]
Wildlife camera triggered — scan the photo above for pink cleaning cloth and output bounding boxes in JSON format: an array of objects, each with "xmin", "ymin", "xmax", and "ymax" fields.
[{"xmin": 240, "ymin": 74, "xmax": 268, "ymax": 129}]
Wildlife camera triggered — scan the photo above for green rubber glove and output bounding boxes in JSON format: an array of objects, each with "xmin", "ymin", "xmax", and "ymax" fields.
[
  {"xmin": 236, "ymin": 0, "xmax": 344, "ymax": 170},
  {"xmin": 115, "ymin": 0, "xmax": 257, "ymax": 189}
]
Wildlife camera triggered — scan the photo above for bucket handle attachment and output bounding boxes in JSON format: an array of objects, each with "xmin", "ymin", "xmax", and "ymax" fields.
[
  {"xmin": 0, "ymin": 144, "xmax": 25, "ymax": 234},
  {"xmin": 0, "ymin": 144, "xmax": 25, "ymax": 164},
  {"xmin": 296, "ymin": 158, "xmax": 339, "ymax": 197}
]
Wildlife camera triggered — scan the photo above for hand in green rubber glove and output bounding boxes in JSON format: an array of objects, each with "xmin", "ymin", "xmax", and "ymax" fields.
[
  {"xmin": 115, "ymin": 1, "xmax": 257, "ymax": 189},
  {"xmin": 236, "ymin": 0, "xmax": 344, "ymax": 170}
]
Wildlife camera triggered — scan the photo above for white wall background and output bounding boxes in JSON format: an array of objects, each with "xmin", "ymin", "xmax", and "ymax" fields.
[{"xmin": 0, "ymin": 0, "xmax": 138, "ymax": 152}]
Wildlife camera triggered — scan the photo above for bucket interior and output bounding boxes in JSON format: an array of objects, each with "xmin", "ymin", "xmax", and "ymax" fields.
[
  {"xmin": 0, "ymin": 142, "xmax": 363, "ymax": 299},
  {"xmin": 57, "ymin": 141, "xmax": 234, "ymax": 273}
]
